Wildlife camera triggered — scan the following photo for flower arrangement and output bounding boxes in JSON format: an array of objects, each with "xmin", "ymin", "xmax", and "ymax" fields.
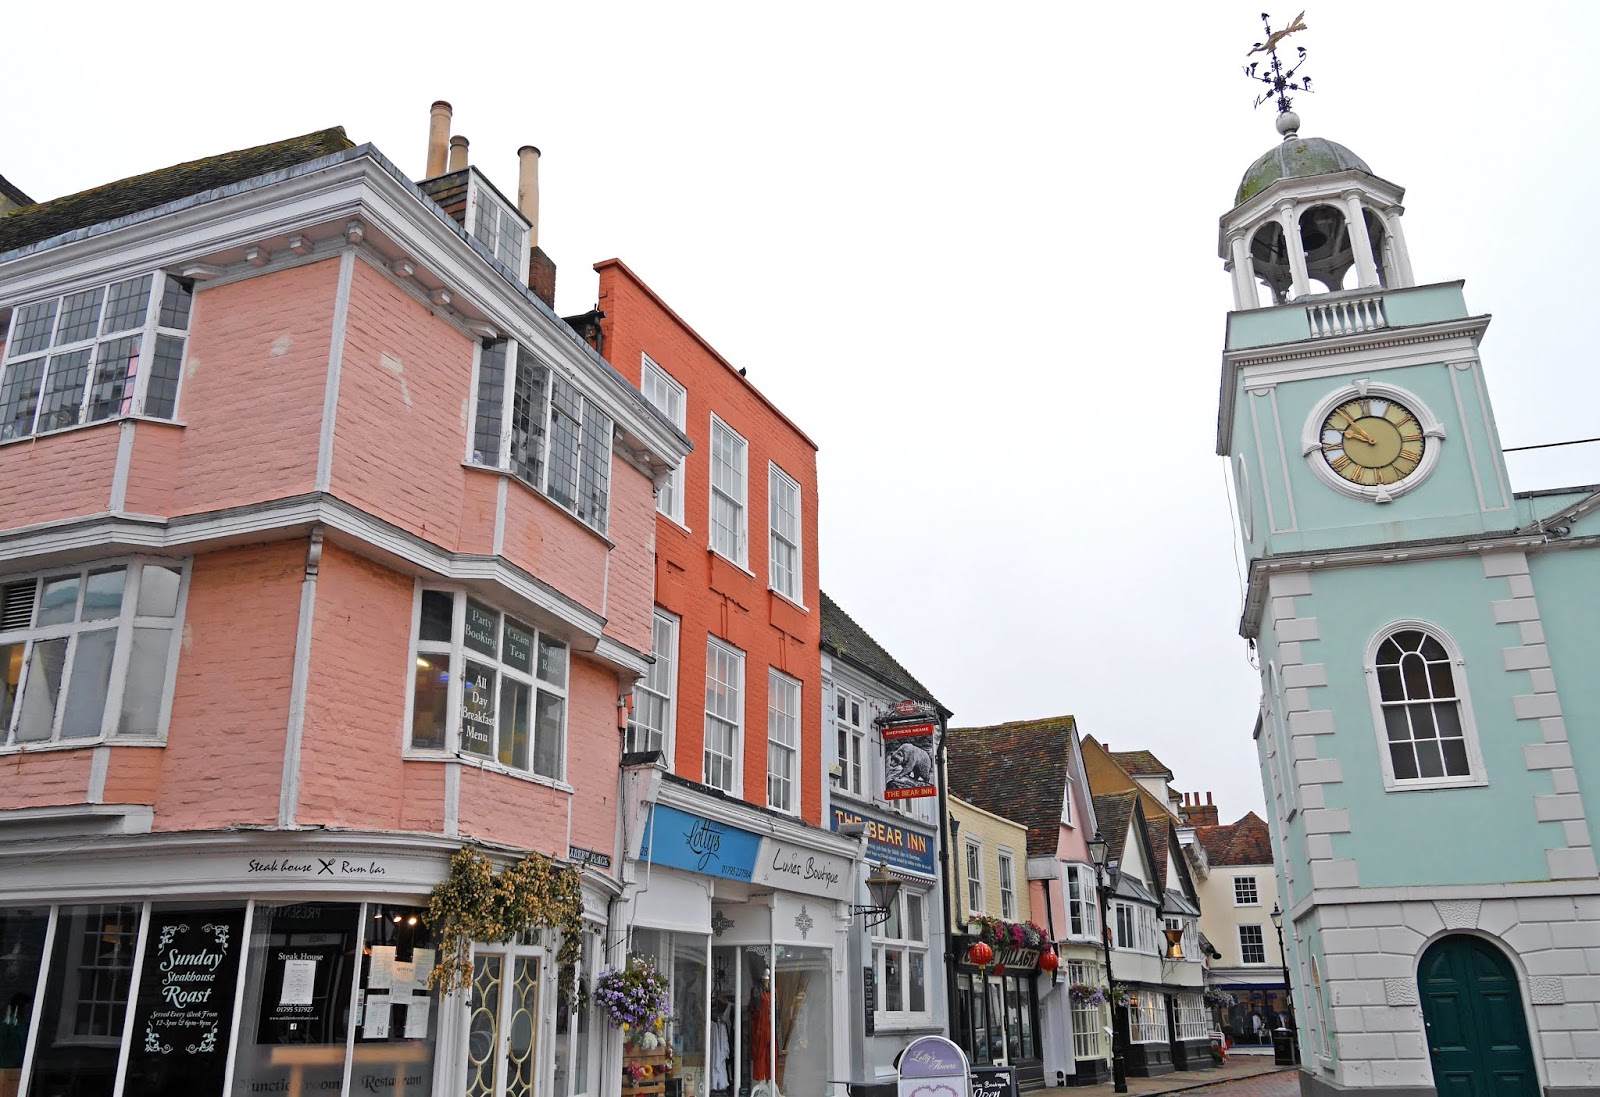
[
  {"xmin": 1068, "ymin": 982, "xmax": 1107, "ymax": 1006},
  {"xmin": 1111, "ymin": 982, "xmax": 1131, "ymax": 1007},
  {"xmin": 966, "ymin": 915, "xmax": 1049, "ymax": 951},
  {"xmin": 595, "ymin": 955, "xmax": 671, "ymax": 1031},
  {"xmin": 1203, "ymin": 988, "xmax": 1238, "ymax": 1008}
]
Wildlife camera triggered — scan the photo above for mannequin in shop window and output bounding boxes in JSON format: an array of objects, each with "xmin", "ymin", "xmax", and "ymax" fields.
[{"xmin": 750, "ymin": 974, "xmax": 772, "ymax": 1084}]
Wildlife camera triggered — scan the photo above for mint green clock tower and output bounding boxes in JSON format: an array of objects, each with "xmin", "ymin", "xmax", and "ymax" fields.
[{"xmin": 1217, "ymin": 100, "xmax": 1600, "ymax": 1097}]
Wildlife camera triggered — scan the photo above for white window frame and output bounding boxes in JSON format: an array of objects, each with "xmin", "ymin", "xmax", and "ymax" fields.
[
  {"xmin": 1233, "ymin": 875, "xmax": 1259, "ymax": 907},
  {"xmin": 965, "ymin": 838, "xmax": 984, "ymax": 915},
  {"xmin": 872, "ymin": 888, "xmax": 933, "ymax": 1023},
  {"xmin": 0, "ymin": 271, "xmax": 193, "ymax": 443},
  {"xmin": 1067, "ymin": 959, "xmax": 1106, "ymax": 1060},
  {"xmin": 629, "ymin": 610, "xmax": 678, "ymax": 760},
  {"xmin": 640, "ymin": 355, "xmax": 687, "ymax": 526},
  {"xmin": 1173, "ymin": 992, "xmax": 1209, "ymax": 1041},
  {"xmin": 465, "ymin": 172, "xmax": 532, "ymax": 281},
  {"xmin": 1128, "ymin": 990, "xmax": 1170, "ymax": 1044},
  {"xmin": 1239, "ymin": 924, "xmax": 1267, "ymax": 965},
  {"xmin": 406, "ymin": 587, "xmax": 571, "ymax": 784},
  {"xmin": 468, "ymin": 338, "xmax": 614, "ymax": 535},
  {"xmin": 1064, "ymin": 864, "xmax": 1100, "ymax": 941},
  {"xmin": 833, "ymin": 684, "xmax": 867, "ymax": 798},
  {"xmin": 997, "ymin": 849, "xmax": 1017, "ymax": 920},
  {"xmin": 708, "ymin": 415, "xmax": 748, "ymax": 567},
  {"xmin": 1112, "ymin": 902, "xmax": 1135, "ymax": 951},
  {"xmin": 1364, "ymin": 619, "xmax": 1487, "ymax": 792},
  {"xmin": 1061, "ymin": 771, "xmax": 1074, "ymax": 826},
  {"xmin": 554, "ymin": 928, "xmax": 600, "ymax": 1097},
  {"xmin": 703, "ymin": 636, "xmax": 744, "ymax": 794},
  {"xmin": 0, "ymin": 558, "xmax": 189, "ymax": 749},
  {"xmin": 767, "ymin": 463, "xmax": 803, "ymax": 604},
  {"xmin": 767, "ymin": 668, "xmax": 800, "ymax": 814}
]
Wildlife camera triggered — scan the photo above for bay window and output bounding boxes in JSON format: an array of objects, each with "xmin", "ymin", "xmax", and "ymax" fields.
[
  {"xmin": 1113, "ymin": 903, "xmax": 1136, "ymax": 950},
  {"xmin": 873, "ymin": 889, "xmax": 930, "ymax": 1020},
  {"xmin": 1128, "ymin": 991, "xmax": 1170, "ymax": 1043},
  {"xmin": 1, "ymin": 272, "xmax": 192, "ymax": 442},
  {"xmin": 409, "ymin": 589, "xmax": 569, "ymax": 781},
  {"xmin": 1065, "ymin": 864, "xmax": 1099, "ymax": 940},
  {"xmin": 1, "ymin": 559, "xmax": 186, "ymax": 746},
  {"xmin": 1174, "ymin": 992, "xmax": 1209, "ymax": 1041},
  {"xmin": 1067, "ymin": 959, "xmax": 1106, "ymax": 1061},
  {"xmin": 470, "ymin": 338, "xmax": 614, "ymax": 534}
]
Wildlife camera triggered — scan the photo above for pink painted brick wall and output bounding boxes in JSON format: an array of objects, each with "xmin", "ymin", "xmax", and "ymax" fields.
[
  {"xmin": 456, "ymin": 766, "xmax": 569, "ymax": 855},
  {"xmin": 0, "ymin": 749, "xmax": 92, "ymax": 810},
  {"xmin": 500, "ymin": 483, "xmax": 607, "ymax": 615},
  {"xmin": 331, "ymin": 259, "xmax": 482, "ymax": 550},
  {"xmin": 168, "ymin": 261, "xmax": 337, "ymax": 516},
  {"xmin": 121, "ymin": 421, "xmax": 185, "ymax": 516},
  {"xmin": 102, "ymin": 747, "xmax": 163, "ymax": 803},
  {"xmin": 0, "ymin": 424, "xmax": 118, "ymax": 529},
  {"xmin": 602, "ymin": 461, "xmax": 656, "ymax": 655},
  {"xmin": 295, "ymin": 541, "xmax": 414, "ymax": 829},
  {"xmin": 567, "ymin": 657, "xmax": 624, "ymax": 860},
  {"xmin": 152, "ymin": 541, "xmax": 305, "ymax": 831},
  {"xmin": 398, "ymin": 761, "xmax": 447, "ymax": 834}
]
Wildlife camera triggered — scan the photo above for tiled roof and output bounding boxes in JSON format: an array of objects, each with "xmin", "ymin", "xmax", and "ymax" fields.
[
  {"xmin": 0, "ymin": 127, "xmax": 354, "ymax": 255},
  {"xmin": 1194, "ymin": 812, "xmax": 1275, "ymax": 867},
  {"xmin": 947, "ymin": 715, "xmax": 1076, "ymax": 856},
  {"xmin": 1089, "ymin": 789, "xmax": 1139, "ymax": 865},
  {"xmin": 820, "ymin": 591, "xmax": 948, "ymax": 714},
  {"xmin": 1108, "ymin": 749, "xmax": 1174, "ymax": 779}
]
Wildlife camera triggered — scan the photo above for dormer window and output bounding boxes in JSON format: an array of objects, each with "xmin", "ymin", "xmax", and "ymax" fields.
[{"xmin": 466, "ymin": 175, "xmax": 529, "ymax": 280}]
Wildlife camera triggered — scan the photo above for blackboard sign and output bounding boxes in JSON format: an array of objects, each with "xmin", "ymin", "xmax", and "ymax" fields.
[
  {"xmin": 970, "ymin": 1066, "xmax": 1018, "ymax": 1097},
  {"xmin": 123, "ymin": 904, "xmax": 247, "ymax": 1097},
  {"xmin": 863, "ymin": 966, "xmax": 876, "ymax": 1037}
]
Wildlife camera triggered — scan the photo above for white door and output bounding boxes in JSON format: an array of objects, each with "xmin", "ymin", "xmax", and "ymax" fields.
[{"xmin": 466, "ymin": 945, "xmax": 542, "ymax": 1097}]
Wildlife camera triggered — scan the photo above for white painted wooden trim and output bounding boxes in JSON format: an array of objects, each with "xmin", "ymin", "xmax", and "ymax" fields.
[
  {"xmin": 220, "ymin": 900, "xmax": 255, "ymax": 1097},
  {"xmin": 109, "ymin": 420, "xmax": 136, "ymax": 512},
  {"xmin": 110, "ymin": 900, "xmax": 154, "ymax": 1097},
  {"xmin": 315, "ymin": 250, "xmax": 356, "ymax": 492},
  {"xmin": 15, "ymin": 905, "xmax": 58, "ymax": 1097},
  {"xmin": 278, "ymin": 528, "xmax": 325, "ymax": 826}
]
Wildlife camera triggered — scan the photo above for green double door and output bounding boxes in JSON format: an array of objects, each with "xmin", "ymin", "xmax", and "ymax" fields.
[{"xmin": 1418, "ymin": 935, "xmax": 1538, "ymax": 1097}]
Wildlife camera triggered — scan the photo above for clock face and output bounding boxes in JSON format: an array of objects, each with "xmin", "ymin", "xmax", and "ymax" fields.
[{"xmin": 1319, "ymin": 397, "xmax": 1425, "ymax": 487}]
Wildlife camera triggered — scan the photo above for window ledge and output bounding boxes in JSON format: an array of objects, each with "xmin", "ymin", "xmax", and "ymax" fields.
[
  {"xmin": 1383, "ymin": 773, "xmax": 1489, "ymax": 793},
  {"xmin": 0, "ymin": 414, "xmax": 186, "ymax": 449},
  {"xmin": 404, "ymin": 750, "xmax": 575, "ymax": 794},
  {"xmin": 0, "ymin": 737, "xmax": 166, "ymax": 756},
  {"xmin": 769, "ymin": 586, "xmax": 808, "ymax": 613},
  {"xmin": 461, "ymin": 461, "xmax": 615, "ymax": 548},
  {"xmin": 872, "ymin": 1019, "xmax": 940, "ymax": 1034},
  {"xmin": 707, "ymin": 546, "xmax": 755, "ymax": 579}
]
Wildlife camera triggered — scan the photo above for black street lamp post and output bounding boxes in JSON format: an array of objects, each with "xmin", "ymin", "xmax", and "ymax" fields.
[
  {"xmin": 1088, "ymin": 830, "xmax": 1127, "ymax": 1094},
  {"xmin": 1270, "ymin": 902, "xmax": 1301, "ymax": 1065}
]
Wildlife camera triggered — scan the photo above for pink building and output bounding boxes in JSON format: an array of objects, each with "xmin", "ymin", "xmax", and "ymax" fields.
[{"xmin": 0, "ymin": 109, "xmax": 686, "ymax": 1097}]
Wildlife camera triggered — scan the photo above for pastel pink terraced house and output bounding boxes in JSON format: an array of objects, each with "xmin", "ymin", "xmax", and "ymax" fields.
[{"xmin": 0, "ymin": 108, "xmax": 687, "ymax": 1097}]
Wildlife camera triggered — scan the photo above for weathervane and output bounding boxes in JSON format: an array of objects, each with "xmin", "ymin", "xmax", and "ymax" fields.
[{"xmin": 1243, "ymin": 11, "xmax": 1311, "ymax": 116}]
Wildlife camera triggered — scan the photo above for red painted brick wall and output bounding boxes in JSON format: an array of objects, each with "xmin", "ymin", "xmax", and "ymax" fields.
[{"xmin": 596, "ymin": 261, "xmax": 823, "ymax": 825}]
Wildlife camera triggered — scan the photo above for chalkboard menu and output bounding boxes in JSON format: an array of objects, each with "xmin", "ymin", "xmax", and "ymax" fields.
[
  {"xmin": 122, "ymin": 904, "xmax": 247, "ymax": 1097},
  {"xmin": 863, "ymin": 967, "xmax": 876, "ymax": 1037}
]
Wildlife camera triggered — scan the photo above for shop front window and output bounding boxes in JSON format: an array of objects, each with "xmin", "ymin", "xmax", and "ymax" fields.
[
  {"xmin": 29, "ymin": 903, "xmax": 142, "ymax": 1096},
  {"xmin": 671, "ymin": 935, "xmax": 708, "ymax": 1097},
  {"xmin": 773, "ymin": 945, "xmax": 830, "ymax": 1097},
  {"xmin": 0, "ymin": 907, "xmax": 49, "ymax": 1096}
]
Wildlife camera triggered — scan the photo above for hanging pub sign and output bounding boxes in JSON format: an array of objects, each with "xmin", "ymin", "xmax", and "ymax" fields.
[
  {"xmin": 122, "ymin": 904, "xmax": 248, "ymax": 1097},
  {"xmin": 882, "ymin": 721, "xmax": 937, "ymax": 800}
]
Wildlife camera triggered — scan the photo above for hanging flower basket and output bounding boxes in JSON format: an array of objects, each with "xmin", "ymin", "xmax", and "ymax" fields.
[
  {"xmin": 595, "ymin": 955, "xmax": 671, "ymax": 1031},
  {"xmin": 1204, "ymin": 988, "xmax": 1238, "ymax": 1008},
  {"xmin": 966, "ymin": 915, "xmax": 1050, "ymax": 951},
  {"xmin": 1068, "ymin": 982, "xmax": 1107, "ymax": 1006},
  {"xmin": 1111, "ymin": 982, "xmax": 1132, "ymax": 1007}
]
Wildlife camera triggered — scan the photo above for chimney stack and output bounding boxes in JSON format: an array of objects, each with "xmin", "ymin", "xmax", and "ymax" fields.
[
  {"xmin": 448, "ymin": 135, "xmax": 470, "ymax": 173},
  {"xmin": 517, "ymin": 146, "xmax": 541, "ymax": 248},
  {"xmin": 425, "ymin": 101, "xmax": 452, "ymax": 178}
]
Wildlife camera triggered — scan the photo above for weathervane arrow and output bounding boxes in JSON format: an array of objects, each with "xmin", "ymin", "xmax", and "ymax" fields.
[{"xmin": 1244, "ymin": 10, "xmax": 1313, "ymax": 117}]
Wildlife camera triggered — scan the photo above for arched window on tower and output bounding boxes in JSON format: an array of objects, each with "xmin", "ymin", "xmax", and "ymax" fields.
[
  {"xmin": 1366, "ymin": 624, "xmax": 1485, "ymax": 790},
  {"xmin": 1364, "ymin": 208, "xmax": 1391, "ymax": 288},
  {"xmin": 1249, "ymin": 221, "xmax": 1294, "ymax": 306},
  {"xmin": 1298, "ymin": 204, "xmax": 1353, "ymax": 292}
]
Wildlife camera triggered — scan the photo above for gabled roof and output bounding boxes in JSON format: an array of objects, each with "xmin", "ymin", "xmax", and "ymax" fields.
[
  {"xmin": 1108, "ymin": 749, "xmax": 1174, "ymax": 780},
  {"xmin": 0, "ymin": 174, "xmax": 33, "ymax": 209},
  {"xmin": 0, "ymin": 127, "xmax": 354, "ymax": 255},
  {"xmin": 947, "ymin": 715, "xmax": 1076, "ymax": 856},
  {"xmin": 820, "ymin": 591, "xmax": 949, "ymax": 715},
  {"xmin": 1081, "ymin": 736, "xmax": 1177, "ymax": 824},
  {"xmin": 1194, "ymin": 812, "xmax": 1274, "ymax": 867},
  {"xmin": 1090, "ymin": 789, "xmax": 1139, "ymax": 866}
]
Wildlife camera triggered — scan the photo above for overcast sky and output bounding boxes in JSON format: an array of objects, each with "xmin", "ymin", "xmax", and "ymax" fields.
[{"xmin": 8, "ymin": 3, "xmax": 1597, "ymax": 821}]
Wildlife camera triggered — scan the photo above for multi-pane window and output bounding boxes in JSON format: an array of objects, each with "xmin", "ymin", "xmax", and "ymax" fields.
[
  {"xmin": 834, "ymin": 685, "xmax": 866, "ymax": 796},
  {"xmin": 873, "ymin": 890, "xmax": 929, "ymax": 1017},
  {"xmin": 409, "ymin": 590, "xmax": 569, "ymax": 780},
  {"xmin": 1, "ymin": 560, "xmax": 185, "ymax": 745},
  {"xmin": 767, "ymin": 670, "xmax": 799, "ymax": 813},
  {"xmin": 1174, "ymin": 993, "xmax": 1210, "ymax": 1041},
  {"xmin": 471, "ymin": 339, "xmax": 614, "ymax": 534},
  {"xmin": 1065, "ymin": 864, "xmax": 1100, "ymax": 940},
  {"xmin": 1239, "ymin": 924, "xmax": 1267, "ymax": 965},
  {"xmin": 704, "ymin": 638, "xmax": 743, "ymax": 793},
  {"xmin": 1, "ymin": 273, "xmax": 192, "ymax": 441},
  {"xmin": 629, "ymin": 611, "xmax": 678, "ymax": 757},
  {"xmin": 468, "ymin": 180, "xmax": 528, "ymax": 274},
  {"xmin": 1234, "ymin": 875, "xmax": 1259, "ymax": 906},
  {"xmin": 965, "ymin": 840, "xmax": 983, "ymax": 914},
  {"xmin": 640, "ymin": 356, "xmax": 686, "ymax": 524},
  {"xmin": 1067, "ymin": 960, "xmax": 1106, "ymax": 1060},
  {"xmin": 1113, "ymin": 903, "xmax": 1136, "ymax": 950},
  {"xmin": 1374, "ymin": 628, "xmax": 1472, "ymax": 781},
  {"xmin": 998, "ymin": 851, "xmax": 1016, "ymax": 920},
  {"xmin": 709, "ymin": 418, "xmax": 747, "ymax": 565},
  {"xmin": 768, "ymin": 464, "xmax": 802, "ymax": 601},
  {"xmin": 1128, "ymin": 991, "xmax": 1170, "ymax": 1043}
]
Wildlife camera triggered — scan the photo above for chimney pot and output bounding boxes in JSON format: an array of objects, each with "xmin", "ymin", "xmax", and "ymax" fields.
[
  {"xmin": 517, "ymin": 145, "xmax": 541, "ymax": 248},
  {"xmin": 426, "ymin": 101, "xmax": 452, "ymax": 178},
  {"xmin": 1207, "ymin": 791, "xmax": 1213, "ymax": 805},
  {"xmin": 448, "ymin": 135, "xmax": 469, "ymax": 173}
]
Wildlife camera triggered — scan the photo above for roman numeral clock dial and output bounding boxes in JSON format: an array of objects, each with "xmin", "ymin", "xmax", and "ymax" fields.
[{"xmin": 1319, "ymin": 398, "xmax": 1425, "ymax": 486}]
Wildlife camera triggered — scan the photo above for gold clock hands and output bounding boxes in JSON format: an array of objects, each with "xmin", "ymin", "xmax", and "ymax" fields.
[{"xmin": 1343, "ymin": 420, "xmax": 1379, "ymax": 446}]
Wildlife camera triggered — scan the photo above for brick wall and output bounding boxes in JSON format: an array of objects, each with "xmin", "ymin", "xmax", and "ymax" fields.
[{"xmin": 0, "ymin": 423, "xmax": 118, "ymax": 528}]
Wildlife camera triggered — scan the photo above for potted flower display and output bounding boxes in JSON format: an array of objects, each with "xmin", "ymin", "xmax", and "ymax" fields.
[{"xmin": 1068, "ymin": 982, "xmax": 1107, "ymax": 1006}]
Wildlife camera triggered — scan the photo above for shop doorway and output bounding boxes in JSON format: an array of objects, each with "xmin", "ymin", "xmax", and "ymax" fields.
[
  {"xmin": 1418, "ymin": 936, "xmax": 1538, "ymax": 1097},
  {"xmin": 466, "ymin": 940, "xmax": 541, "ymax": 1097}
]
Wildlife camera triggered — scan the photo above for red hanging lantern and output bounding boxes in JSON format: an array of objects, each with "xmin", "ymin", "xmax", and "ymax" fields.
[
  {"xmin": 968, "ymin": 941, "xmax": 994, "ymax": 967},
  {"xmin": 993, "ymin": 963, "xmax": 1007, "ymax": 977},
  {"xmin": 1038, "ymin": 950, "xmax": 1060, "ymax": 974}
]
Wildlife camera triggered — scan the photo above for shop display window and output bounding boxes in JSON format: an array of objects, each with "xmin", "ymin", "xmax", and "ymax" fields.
[
  {"xmin": 352, "ymin": 906, "xmax": 438, "ymax": 1096},
  {"xmin": 555, "ymin": 931, "xmax": 599, "ymax": 1097},
  {"xmin": 772, "ymin": 946, "xmax": 830, "ymax": 1097},
  {"xmin": 0, "ymin": 907, "xmax": 49, "ymax": 1097}
]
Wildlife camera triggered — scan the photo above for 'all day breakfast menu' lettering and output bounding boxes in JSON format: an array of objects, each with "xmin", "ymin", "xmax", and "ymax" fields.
[{"xmin": 123, "ymin": 905, "xmax": 247, "ymax": 1097}]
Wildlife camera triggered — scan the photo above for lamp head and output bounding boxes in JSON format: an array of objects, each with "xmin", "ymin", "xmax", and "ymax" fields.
[
  {"xmin": 1088, "ymin": 830, "xmax": 1109, "ymax": 868},
  {"xmin": 1270, "ymin": 902, "xmax": 1284, "ymax": 930}
]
